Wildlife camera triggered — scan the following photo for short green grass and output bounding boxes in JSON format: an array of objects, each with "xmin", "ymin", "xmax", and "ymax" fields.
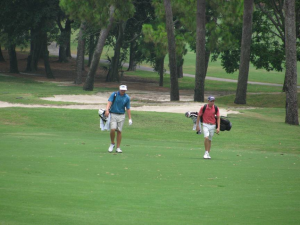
[
  {"xmin": 98, "ymin": 45, "xmax": 300, "ymax": 86},
  {"xmin": 1, "ymin": 45, "xmax": 299, "ymax": 224},
  {"xmin": 0, "ymin": 107, "xmax": 299, "ymax": 225},
  {"xmin": 0, "ymin": 74, "xmax": 114, "ymax": 105},
  {"xmin": 0, "ymin": 74, "xmax": 300, "ymax": 224}
]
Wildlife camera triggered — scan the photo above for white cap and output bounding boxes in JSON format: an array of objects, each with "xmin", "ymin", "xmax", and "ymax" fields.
[
  {"xmin": 208, "ymin": 96, "xmax": 215, "ymax": 101},
  {"xmin": 119, "ymin": 85, "xmax": 127, "ymax": 90}
]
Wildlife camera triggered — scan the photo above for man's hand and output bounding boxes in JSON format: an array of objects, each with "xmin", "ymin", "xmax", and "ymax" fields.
[
  {"xmin": 216, "ymin": 128, "xmax": 220, "ymax": 134},
  {"xmin": 196, "ymin": 125, "xmax": 200, "ymax": 132},
  {"xmin": 105, "ymin": 110, "xmax": 109, "ymax": 117},
  {"xmin": 129, "ymin": 119, "xmax": 133, "ymax": 125}
]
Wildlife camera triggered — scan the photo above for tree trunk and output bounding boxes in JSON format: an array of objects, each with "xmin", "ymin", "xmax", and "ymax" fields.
[
  {"xmin": 42, "ymin": 34, "xmax": 54, "ymax": 79},
  {"xmin": 75, "ymin": 21, "xmax": 86, "ymax": 84},
  {"xmin": 65, "ymin": 19, "xmax": 72, "ymax": 58},
  {"xmin": 177, "ymin": 64, "xmax": 183, "ymax": 78},
  {"xmin": 26, "ymin": 30, "xmax": 43, "ymax": 72},
  {"xmin": 127, "ymin": 40, "xmax": 137, "ymax": 71},
  {"xmin": 177, "ymin": 56, "xmax": 183, "ymax": 78},
  {"xmin": 58, "ymin": 45, "xmax": 68, "ymax": 62},
  {"xmin": 284, "ymin": 0, "xmax": 299, "ymax": 125},
  {"xmin": 163, "ymin": 0, "xmax": 179, "ymax": 101},
  {"xmin": 44, "ymin": 49, "xmax": 54, "ymax": 78},
  {"xmin": 282, "ymin": 75, "xmax": 287, "ymax": 92},
  {"xmin": 0, "ymin": 45, "xmax": 5, "ymax": 62},
  {"xmin": 205, "ymin": 50, "xmax": 210, "ymax": 75},
  {"xmin": 8, "ymin": 43, "xmax": 19, "ymax": 73},
  {"xmin": 31, "ymin": 37, "xmax": 43, "ymax": 71},
  {"xmin": 58, "ymin": 19, "xmax": 72, "ymax": 63},
  {"xmin": 194, "ymin": 0, "xmax": 206, "ymax": 102},
  {"xmin": 88, "ymin": 34, "xmax": 96, "ymax": 67},
  {"xmin": 83, "ymin": 5, "xmax": 115, "ymax": 91},
  {"xmin": 25, "ymin": 38, "xmax": 33, "ymax": 72},
  {"xmin": 234, "ymin": 0, "xmax": 254, "ymax": 104},
  {"xmin": 106, "ymin": 21, "xmax": 126, "ymax": 82},
  {"xmin": 156, "ymin": 56, "xmax": 165, "ymax": 87}
]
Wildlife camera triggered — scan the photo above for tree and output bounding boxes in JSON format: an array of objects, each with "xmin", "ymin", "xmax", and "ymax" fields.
[
  {"xmin": 194, "ymin": 0, "xmax": 206, "ymax": 102},
  {"xmin": 0, "ymin": 0, "xmax": 30, "ymax": 73},
  {"xmin": 284, "ymin": 0, "xmax": 299, "ymax": 125},
  {"xmin": 252, "ymin": 1, "xmax": 286, "ymax": 73},
  {"xmin": 57, "ymin": 11, "xmax": 73, "ymax": 62},
  {"xmin": 140, "ymin": 0, "xmax": 186, "ymax": 87},
  {"xmin": 142, "ymin": 23, "xmax": 168, "ymax": 86},
  {"xmin": 163, "ymin": 0, "xmax": 179, "ymax": 101},
  {"xmin": 217, "ymin": 1, "xmax": 300, "ymax": 91},
  {"xmin": 105, "ymin": 0, "xmax": 136, "ymax": 82},
  {"xmin": 0, "ymin": 0, "xmax": 58, "ymax": 76},
  {"xmin": 75, "ymin": 21, "xmax": 86, "ymax": 84},
  {"xmin": 173, "ymin": 0, "xmax": 243, "ymax": 101},
  {"xmin": 60, "ymin": 0, "xmax": 115, "ymax": 90},
  {"xmin": 61, "ymin": 0, "xmax": 135, "ymax": 90},
  {"xmin": 0, "ymin": 45, "xmax": 5, "ymax": 62},
  {"xmin": 83, "ymin": 5, "xmax": 115, "ymax": 90},
  {"xmin": 125, "ymin": 0, "xmax": 155, "ymax": 71},
  {"xmin": 106, "ymin": 21, "xmax": 127, "ymax": 82},
  {"xmin": 22, "ymin": 0, "xmax": 58, "ymax": 78},
  {"xmin": 234, "ymin": 0, "xmax": 254, "ymax": 104},
  {"xmin": 8, "ymin": 43, "xmax": 19, "ymax": 73}
]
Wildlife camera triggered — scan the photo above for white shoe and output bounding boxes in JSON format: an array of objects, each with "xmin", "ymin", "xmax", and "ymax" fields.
[
  {"xmin": 108, "ymin": 144, "xmax": 115, "ymax": 153},
  {"xmin": 203, "ymin": 153, "xmax": 211, "ymax": 159},
  {"xmin": 116, "ymin": 148, "xmax": 122, "ymax": 153}
]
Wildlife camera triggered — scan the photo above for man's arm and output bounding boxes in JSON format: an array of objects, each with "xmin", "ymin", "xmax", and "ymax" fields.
[
  {"xmin": 196, "ymin": 113, "xmax": 201, "ymax": 132},
  {"xmin": 216, "ymin": 116, "xmax": 220, "ymax": 134},
  {"xmin": 127, "ymin": 109, "xmax": 131, "ymax": 120},
  {"xmin": 127, "ymin": 109, "xmax": 132, "ymax": 125},
  {"xmin": 105, "ymin": 101, "xmax": 112, "ymax": 117}
]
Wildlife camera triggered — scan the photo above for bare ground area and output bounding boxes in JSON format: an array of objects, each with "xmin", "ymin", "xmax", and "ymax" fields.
[{"xmin": 0, "ymin": 51, "xmax": 239, "ymax": 116}]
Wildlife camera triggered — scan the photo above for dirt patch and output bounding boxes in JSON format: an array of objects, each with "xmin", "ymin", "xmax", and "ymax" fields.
[{"xmin": 0, "ymin": 50, "xmax": 239, "ymax": 116}]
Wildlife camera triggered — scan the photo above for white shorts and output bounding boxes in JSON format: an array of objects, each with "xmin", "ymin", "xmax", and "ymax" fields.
[
  {"xmin": 110, "ymin": 113, "xmax": 125, "ymax": 131},
  {"xmin": 203, "ymin": 123, "xmax": 216, "ymax": 141}
]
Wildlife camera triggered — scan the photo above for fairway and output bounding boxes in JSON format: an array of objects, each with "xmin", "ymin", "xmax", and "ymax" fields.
[
  {"xmin": 1, "ymin": 108, "xmax": 299, "ymax": 225},
  {"xmin": 1, "ymin": 0, "xmax": 300, "ymax": 222}
]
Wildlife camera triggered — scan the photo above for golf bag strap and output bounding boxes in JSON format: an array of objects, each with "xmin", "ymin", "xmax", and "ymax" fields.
[
  {"xmin": 203, "ymin": 104, "xmax": 218, "ymax": 115},
  {"xmin": 109, "ymin": 92, "xmax": 117, "ymax": 112}
]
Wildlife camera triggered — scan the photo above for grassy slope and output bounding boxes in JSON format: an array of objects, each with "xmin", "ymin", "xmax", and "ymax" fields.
[{"xmin": 0, "ymin": 108, "xmax": 299, "ymax": 225}]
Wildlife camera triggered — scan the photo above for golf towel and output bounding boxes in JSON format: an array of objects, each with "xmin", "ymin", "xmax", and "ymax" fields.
[{"xmin": 100, "ymin": 114, "xmax": 111, "ymax": 131}]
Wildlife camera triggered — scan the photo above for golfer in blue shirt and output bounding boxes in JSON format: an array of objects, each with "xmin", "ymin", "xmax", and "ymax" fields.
[{"xmin": 105, "ymin": 85, "xmax": 132, "ymax": 153}]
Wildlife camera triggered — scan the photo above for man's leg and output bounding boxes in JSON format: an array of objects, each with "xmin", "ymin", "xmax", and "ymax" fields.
[
  {"xmin": 207, "ymin": 139, "xmax": 212, "ymax": 153},
  {"xmin": 207, "ymin": 126, "xmax": 215, "ymax": 153},
  {"xmin": 110, "ymin": 129, "xmax": 116, "ymax": 144},
  {"xmin": 116, "ymin": 131, "xmax": 122, "ymax": 148},
  {"xmin": 115, "ymin": 115, "xmax": 125, "ymax": 153},
  {"xmin": 205, "ymin": 138, "xmax": 212, "ymax": 151},
  {"xmin": 108, "ymin": 128, "xmax": 116, "ymax": 152},
  {"xmin": 203, "ymin": 125, "xmax": 210, "ymax": 159}
]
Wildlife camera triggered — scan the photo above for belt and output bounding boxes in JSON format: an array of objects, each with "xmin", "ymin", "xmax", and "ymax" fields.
[
  {"xmin": 204, "ymin": 123, "xmax": 215, "ymax": 125},
  {"xmin": 111, "ymin": 112, "xmax": 125, "ymax": 115}
]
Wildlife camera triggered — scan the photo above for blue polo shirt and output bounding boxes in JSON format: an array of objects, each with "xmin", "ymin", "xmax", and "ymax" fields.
[{"xmin": 108, "ymin": 91, "xmax": 130, "ymax": 114}]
